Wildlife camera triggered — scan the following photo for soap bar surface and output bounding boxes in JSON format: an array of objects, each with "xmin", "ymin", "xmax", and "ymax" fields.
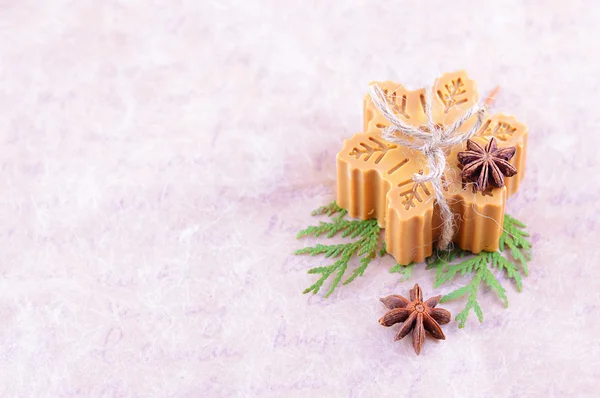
[{"xmin": 337, "ymin": 71, "xmax": 528, "ymax": 264}]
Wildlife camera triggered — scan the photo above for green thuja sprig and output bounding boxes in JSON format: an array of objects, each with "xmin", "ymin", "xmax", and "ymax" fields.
[
  {"xmin": 295, "ymin": 201, "xmax": 384, "ymax": 297},
  {"xmin": 427, "ymin": 215, "xmax": 532, "ymax": 328},
  {"xmin": 295, "ymin": 201, "xmax": 532, "ymax": 327},
  {"xmin": 389, "ymin": 262, "xmax": 414, "ymax": 282},
  {"xmin": 500, "ymin": 214, "xmax": 532, "ymax": 275},
  {"xmin": 310, "ymin": 201, "xmax": 348, "ymax": 218}
]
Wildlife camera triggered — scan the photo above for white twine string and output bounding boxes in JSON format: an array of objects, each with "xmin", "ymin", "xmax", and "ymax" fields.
[{"xmin": 368, "ymin": 83, "xmax": 487, "ymax": 249}]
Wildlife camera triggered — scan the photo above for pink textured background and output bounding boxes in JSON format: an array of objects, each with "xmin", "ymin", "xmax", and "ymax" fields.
[{"xmin": 1, "ymin": 1, "xmax": 599, "ymax": 396}]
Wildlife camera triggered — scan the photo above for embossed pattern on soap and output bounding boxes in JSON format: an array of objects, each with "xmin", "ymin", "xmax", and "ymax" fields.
[{"xmin": 337, "ymin": 71, "xmax": 528, "ymax": 265}]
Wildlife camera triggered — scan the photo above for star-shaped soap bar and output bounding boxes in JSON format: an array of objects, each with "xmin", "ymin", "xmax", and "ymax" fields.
[{"xmin": 337, "ymin": 71, "xmax": 528, "ymax": 265}]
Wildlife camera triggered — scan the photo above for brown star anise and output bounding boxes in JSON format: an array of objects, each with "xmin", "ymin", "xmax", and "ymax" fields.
[
  {"xmin": 457, "ymin": 137, "xmax": 518, "ymax": 192},
  {"xmin": 379, "ymin": 284, "xmax": 451, "ymax": 355}
]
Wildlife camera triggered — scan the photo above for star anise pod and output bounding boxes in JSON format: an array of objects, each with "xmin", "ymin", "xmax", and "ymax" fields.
[
  {"xmin": 457, "ymin": 137, "xmax": 517, "ymax": 192},
  {"xmin": 379, "ymin": 284, "xmax": 451, "ymax": 355}
]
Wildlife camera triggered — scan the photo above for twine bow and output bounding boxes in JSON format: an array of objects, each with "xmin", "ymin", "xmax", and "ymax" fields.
[{"xmin": 368, "ymin": 83, "xmax": 487, "ymax": 250}]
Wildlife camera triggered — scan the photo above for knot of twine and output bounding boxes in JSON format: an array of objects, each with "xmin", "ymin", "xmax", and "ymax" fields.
[{"xmin": 368, "ymin": 84, "xmax": 487, "ymax": 250}]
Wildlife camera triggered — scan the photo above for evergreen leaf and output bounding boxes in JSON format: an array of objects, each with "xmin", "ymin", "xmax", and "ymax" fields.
[
  {"xmin": 493, "ymin": 253, "xmax": 523, "ymax": 292},
  {"xmin": 455, "ymin": 306, "xmax": 471, "ymax": 329},
  {"xmin": 473, "ymin": 299, "xmax": 484, "ymax": 323},
  {"xmin": 498, "ymin": 233, "xmax": 506, "ymax": 252},
  {"xmin": 343, "ymin": 253, "xmax": 374, "ymax": 285},
  {"xmin": 428, "ymin": 213, "xmax": 531, "ymax": 328},
  {"xmin": 479, "ymin": 260, "xmax": 508, "ymax": 307},
  {"xmin": 433, "ymin": 256, "xmax": 481, "ymax": 287},
  {"xmin": 296, "ymin": 201, "xmax": 383, "ymax": 296},
  {"xmin": 294, "ymin": 243, "xmax": 348, "ymax": 258},
  {"xmin": 388, "ymin": 263, "xmax": 402, "ymax": 273},
  {"xmin": 389, "ymin": 262, "xmax": 414, "ymax": 282},
  {"xmin": 440, "ymin": 285, "xmax": 471, "ymax": 302},
  {"xmin": 505, "ymin": 214, "xmax": 526, "ymax": 228},
  {"xmin": 303, "ymin": 266, "xmax": 336, "ymax": 294},
  {"xmin": 311, "ymin": 201, "xmax": 345, "ymax": 217},
  {"xmin": 306, "ymin": 264, "xmax": 335, "ymax": 274},
  {"xmin": 379, "ymin": 241, "xmax": 387, "ymax": 257},
  {"xmin": 502, "ymin": 214, "xmax": 532, "ymax": 276},
  {"xmin": 325, "ymin": 262, "xmax": 348, "ymax": 297}
]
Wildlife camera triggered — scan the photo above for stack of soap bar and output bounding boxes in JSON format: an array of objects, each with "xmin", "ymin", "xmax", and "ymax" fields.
[{"xmin": 337, "ymin": 71, "xmax": 528, "ymax": 265}]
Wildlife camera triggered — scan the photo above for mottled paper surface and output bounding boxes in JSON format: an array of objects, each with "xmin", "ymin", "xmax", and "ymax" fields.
[{"xmin": 0, "ymin": 1, "xmax": 598, "ymax": 396}]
